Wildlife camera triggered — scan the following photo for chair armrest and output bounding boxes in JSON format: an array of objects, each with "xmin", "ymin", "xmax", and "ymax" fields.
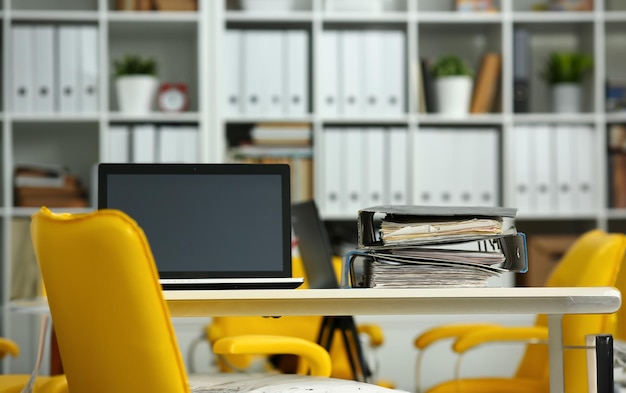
[
  {"xmin": 414, "ymin": 323, "xmax": 501, "ymax": 350},
  {"xmin": 357, "ymin": 324, "xmax": 384, "ymax": 347},
  {"xmin": 213, "ymin": 335, "xmax": 332, "ymax": 377},
  {"xmin": 0, "ymin": 338, "xmax": 19, "ymax": 359},
  {"xmin": 452, "ymin": 326, "xmax": 548, "ymax": 353}
]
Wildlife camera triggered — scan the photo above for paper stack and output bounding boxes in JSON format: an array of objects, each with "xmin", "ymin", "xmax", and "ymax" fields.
[
  {"xmin": 14, "ymin": 164, "xmax": 88, "ymax": 208},
  {"xmin": 343, "ymin": 205, "xmax": 527, "ymax": 288}
]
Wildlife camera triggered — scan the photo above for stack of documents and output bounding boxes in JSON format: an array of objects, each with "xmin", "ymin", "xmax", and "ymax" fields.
[{"xmin": 343, "ymin": 205, "xmax": 527, "ymax": 288}]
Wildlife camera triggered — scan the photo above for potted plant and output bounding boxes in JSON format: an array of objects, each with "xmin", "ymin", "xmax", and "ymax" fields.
[
  {"xmin": 113, "ymin": 54, "xmax": 158, "ymax": 114},
  {"xmin": 431, "ymin": 55, "xmax": 474, "ymax": 116},
  {"xmin": 541, "ymin": 51, "xmax": 593, "ymax": 113}
]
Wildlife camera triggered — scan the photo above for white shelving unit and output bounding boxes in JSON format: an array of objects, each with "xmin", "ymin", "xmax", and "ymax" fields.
[{"xmin": 2, "ymin": 0, "xmax": 626, "ymax": 380}]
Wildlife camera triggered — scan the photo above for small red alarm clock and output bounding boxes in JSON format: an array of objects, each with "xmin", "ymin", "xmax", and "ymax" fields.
[{"xmin": 157, "ymin": 83, "xmax": 189, "ymax": 112}]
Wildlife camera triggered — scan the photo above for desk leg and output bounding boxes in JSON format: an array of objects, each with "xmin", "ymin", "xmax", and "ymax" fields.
[{"xmin": 548, "ymin": 314, "xmax": 565, "ymax": 393}]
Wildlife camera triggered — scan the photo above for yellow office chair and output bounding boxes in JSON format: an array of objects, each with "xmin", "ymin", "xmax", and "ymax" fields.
[
  {"xmin": 413, "ymin": 229, "xmax": 626, "ymax": 393},
  {"xmin": 205, "ymin": 256, "xmax": 389, "ymax": 385},
  {"xmin": 30, "ymin": 207, "xmax": 403, "ymax": 393},
  {"xmin": 0, "ymin": 337, "xmax": 19, "ymax": 359},
  {"xmin": 0, "ymin": 336, "xmax": 68, "ymax": 393}
]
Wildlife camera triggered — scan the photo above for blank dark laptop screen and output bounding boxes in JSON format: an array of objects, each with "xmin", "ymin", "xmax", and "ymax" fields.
[{"xmin": 98, "ymin": 163, "xmax": 292, "ymax": 281}]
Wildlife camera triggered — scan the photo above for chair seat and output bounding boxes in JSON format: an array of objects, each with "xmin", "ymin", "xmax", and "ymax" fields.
[
  {"xmin": 426, "ymin": 377, "xmax": 547, "ymax": 393},
  {"xmin": 0, "ymin": 374, "xmax": 68, "ymax": 393},
  {"xmin": 189, "ymin": 373, "xmax": 405, "ymax": 392}
]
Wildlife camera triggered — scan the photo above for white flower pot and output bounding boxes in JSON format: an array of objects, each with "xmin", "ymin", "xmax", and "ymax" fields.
[
  {"xmin": 552, "ymin": 83, "xmax": 582, "ymax": 113},
  {"xmin": 115, "ymin": 75, "xmax": 158, "ymax": 115},
  {"xmin": 434, "ymin": 76, "xmax": 473, "ymax": 117}
]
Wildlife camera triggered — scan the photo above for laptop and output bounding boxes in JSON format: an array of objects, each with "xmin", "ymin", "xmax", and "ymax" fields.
[
  {"xmin": 291, "ymin": 200, "xmax": 338, "ymax": 289},
  {"xmin": 291, "ymin": 200, "xmax": 373, "ymax": 381},
  {"xmin": 98, "ymin": 163, "xmax": 304, "ymax": 290}
]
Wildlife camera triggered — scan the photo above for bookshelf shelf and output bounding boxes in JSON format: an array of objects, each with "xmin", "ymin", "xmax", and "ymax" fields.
[
  {"xmin": 511, "ymin": 11, "xmax": 596, "ymax": 23},
  {"xmin": 415, "ymin": 12, "xmax": 502, "ymax": 23},
  {"xmin": 224, "ymin": 12, "xmax": 315, "ymax": 22},
  {"xmin": 512, "ymin": 113, "xmax": 598, "ymax": 123},
  {"xmin": 11, "ymin": 115, "xmax": 100, "ymax": 123},
  {"xmin": 106, "ymin": 11, "xmax": 199, "ymax": 23},
  {"xmin": 9, "ymin": 10, "xmax": 99, "ymax": 21},
  {"xmin": 417, "ymin": 114, "xmax": 504, "ymax": 124},
  {"xmin": 107, "ymin": 112, "xmax": 201, "ymax": 123}
]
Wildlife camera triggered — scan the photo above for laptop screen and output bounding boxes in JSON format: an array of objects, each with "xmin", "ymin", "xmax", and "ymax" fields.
[{"xmin": 98, "ymin": 163, "xmax": 292, "ymax": 280}]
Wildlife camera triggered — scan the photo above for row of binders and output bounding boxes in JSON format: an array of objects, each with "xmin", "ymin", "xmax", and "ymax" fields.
[
  {"xmin": 106, "ymin": 124, "xmax": 199, "ymax": 164},
  {"xmin": 342, "ymin": 205, "xmax": 527, "ymax": 288},
  {"xmin": 319, "ymin": 30, "xmax": 405, "ymax": 116},
  {"xmin": 413, "ymin": 128, "xmax": 499, "ymax": 207},
  {"xmin": 510, "ymin": 124, "xmax": 595, "ymax": 214},
  {"xmin": 318, "ymin": 127, "xmax": 499, "ymax": 217},
  {"xmin": 224, "ymin": 29, "xmax": 308, "ymax": 116},
  {"xmin": 320, "ymin": 127, "xmax": 409, "ymax": 217},
  {"xmin": 12, "ymin": 24, "xmax": 99, "ymax": 113}
]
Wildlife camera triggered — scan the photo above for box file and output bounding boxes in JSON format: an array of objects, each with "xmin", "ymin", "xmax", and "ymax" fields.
[
  {"xmin": 265, "ymin": 31, "xmax": 284, "ymax": 115},
  {"xmin": 388, "ymin": 127, "xmax": 408, "ymax": 205},
  {"xmin": 512, "ymin": 125, "xmax": 534, "ymax": 213},
  {"xmin": 33, "ymin": 26, "xmax": 55, "ymax": 113},
  {"xmin": 473, "ymin": 128, "xmax": 499, "ymax": 206},
  {"xmin": 533, "ymin": 124, "xmax": 555, "ymax": 213},
  {"xmin": 574, "ymin": 124, "xmax": 596, "ymax": 212},
  {"xmin": 319, "ymin": 31, "xmax": 339, "ymax": 116},
  {"xmin": 107, "ymin": 126, "xmax": 130, "ymax": 163},
  {"xmin": 78, "ymin": 26, "xmax": 99, "ymax": 113},
  {"xmin": 58, "ymin": 26, "xmax": 80, "ymax": 113},
  {"xmin": 363, "ymin": 31, "xmax": 384, "ymax": 114},
  {"xmin": 242, "ymin": 31, "xmax": 267, "ymax": 115},
  {"xmin": 180, "ymin": 126, "xmax": 199, "ymax": 163},
  {"xmin": 339, "ymin": 31, "xmax": 363, "ymax": 115},
  {"xmin": 285, "ymin": 30, "xmax": 308, "ymax": 115},
  {"xmin": 554, "ymin": 125, "xmax": 576, "ymax": 213},
  {"xmin": 381, "ymin": 30, "xmax": 405, "ymax": 115},
  {"xmin": 320, "ymin": 128, "xmax": 344, "ymax": 216},
  {"xmin": 224, "ymin": 30, "xmax": 242, "ymax": 115},
  {"xmin": 158, "ymin": 126, "xmax": 180, "ymax": 163},
  {"xmin": 345, "ymin": 128, "xmax": 364, "ymax": 214},
  {"xmin": 132, "ymin": 124, "xmax": 157, "ymax": 163},
  {"xmin": 364, "ymin": 127, "xmax": 385, "ymax": 207},
  {"xmin": 412, "ymin": 128, "xmax": 434, "ymax": 205},
  {"xmin": 345, "ymin": 205, "xmax": 527, "ymax": 288},
  {"xmin": 12, "ymin": 26, "xmax": 34, "ymax": 113}
]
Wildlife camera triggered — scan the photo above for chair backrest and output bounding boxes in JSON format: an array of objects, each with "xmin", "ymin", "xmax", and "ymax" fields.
[
  {"xmin": 514, "ymin": 229, "xmax": 626, "ymax": 392},
  {"xmin": 31, "ymin": 207, "xmax": 190, "ymax": 393},
  {"xmin": 612, "ymin": 250, "xmax": 626, "ymax": 343}
]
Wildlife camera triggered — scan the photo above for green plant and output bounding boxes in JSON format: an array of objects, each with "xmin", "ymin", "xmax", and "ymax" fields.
[
  {"xmin": 541, "ymin": 51, "xmax": 593, "ymax": 85},
  {"xmin": 431, "ymin": 55, "xmax": 473, "ymax": 78},
  {"xmin": 113, "ymin": 54, "xmax": 157, "ymax": 77}
]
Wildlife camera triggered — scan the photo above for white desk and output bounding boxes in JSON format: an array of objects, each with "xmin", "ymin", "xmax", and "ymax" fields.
[{"xmin": 164, "ymin": 287, "xmax": 622, "ymax": 393}]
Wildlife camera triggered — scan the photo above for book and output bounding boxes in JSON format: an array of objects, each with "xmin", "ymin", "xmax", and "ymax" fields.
[
  {"xmin": 250, "ymin": 123, "xmax": 312, "ymax": 146},
  {"xmin": 513, "ymin": 29, "xmax": 530, "ymax": 113},
  {"xmin": 470, "ymin": 52, "xmax": 502, "ymax": 113},
  {"xmin": 419, "ymin": 58, "xmax": 434, "ymax": 113},
  {"xmin": 14, "ymin": 163, "xmax": 70, "ymax": 188},
  {"xmin": 13, "ymin": 163, "xmax": 88, "ymax": 208},
  {"xmin": 17, "ymin": 195, "xmax": 89, "ymax": 208},
  {"xmin": 609, "ymin": 124, "xmax": 626, "ymax": 208},
  {"xmin": 455, "ymin": 0, "xmax": 498, "ymax": 12}
]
